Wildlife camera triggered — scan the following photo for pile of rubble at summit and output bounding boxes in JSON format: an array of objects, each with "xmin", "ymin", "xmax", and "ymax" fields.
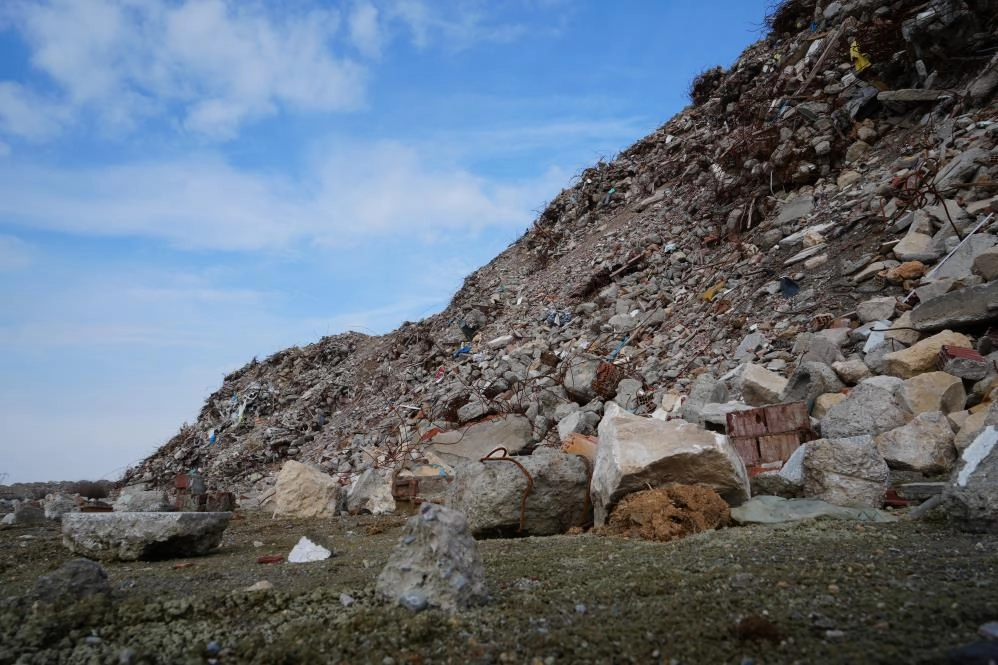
[{"xmin": 113, "ymin": 0, "xmax": 998, "ymax": 534}]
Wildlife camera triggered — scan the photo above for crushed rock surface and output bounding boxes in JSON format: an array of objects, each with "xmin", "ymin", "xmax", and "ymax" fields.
[{"xmin": 2, "ymin": 509, "xmax": 997, "ymax": 664}]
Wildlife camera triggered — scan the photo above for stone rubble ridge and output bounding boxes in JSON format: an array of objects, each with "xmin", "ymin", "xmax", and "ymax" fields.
[{"xmin": 117, "ymin": 0, "xmax": 998, "ymax": 526}]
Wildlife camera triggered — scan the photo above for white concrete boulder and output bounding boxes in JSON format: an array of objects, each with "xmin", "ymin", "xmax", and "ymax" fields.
[
  {"xmin": 875, "ymin": 411, "xmax": 956, "ymax": 474},
  {"xmin": 819, "ymin": 380, "xmax": 909, "ymax": 438},
  {"xmin": 62, "ymin": 512, "xmax": 232, "ymax": 561},
  {"xmin": 273, "ymin": 460, "xmax": 343, "ymax": 518},
  {"xmin": 591, "ymin": 402, "xmax": 749, "ymax": 527},
  {"xmin": 377, "ymin": 503, "xmax": 488, "ymax": 612},
  {"xmin": 113, "ymin": 486, "xmax": 174, "ymax": 512},
  {"xmin": 346, "ymin": 468, "xmax": 396, "ymax": 515},
  {"xmin": 427, "ymin": 415, "xmax": 532, "ymax": 466},
  {"xmin": 446, "ymin": 447, "xmax": 590, "ymax": 537},
  {"xmin": 803, "ymin": 436, "xmax": 889, "ymax": 508},
  {"xmin": 944, "ymin": 425, "xmax": 998, "ymax": 533}
]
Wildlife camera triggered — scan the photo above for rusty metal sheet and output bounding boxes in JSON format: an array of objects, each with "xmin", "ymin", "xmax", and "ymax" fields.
[
  {"xmin": 727, "ymin": 402, "xmax": 815, "ymax": 467},
  {"xmin": 730, "ymin": 437, "xmax": 761, "ymax": 465},
  {"xmin": 727, "ymin": 409, "xmax": 768, "ymax": 437},
  {"xmin": 758, "ymin": 433, "xmax": 803, "ymax": 463}
]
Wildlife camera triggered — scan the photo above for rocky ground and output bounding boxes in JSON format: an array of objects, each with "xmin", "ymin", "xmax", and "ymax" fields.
[
  {"xmin": 2, "ymin": 508, "xmax": 997, "ymax": 665},
  {"xmin": 5, "ymin": 1, "xmax": 998, "ymax": 663}
]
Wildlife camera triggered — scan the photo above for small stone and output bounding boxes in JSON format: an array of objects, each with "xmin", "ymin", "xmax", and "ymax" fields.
[{"xmin": 399, "ymin": 589, "xmax": 428, "ymax": 612}]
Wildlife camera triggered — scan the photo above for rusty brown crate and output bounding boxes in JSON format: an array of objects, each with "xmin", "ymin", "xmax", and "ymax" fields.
[
  {"xmin": 731, "ymin": 437, "xmax": 762, "ymax": 466},
  {"xmin": 759, "ymin": 433, "xmax": 804, "ymax": 463},
  {"xmin": 727, "ymin": 402, "xmax": 814, "ymax": 466}
]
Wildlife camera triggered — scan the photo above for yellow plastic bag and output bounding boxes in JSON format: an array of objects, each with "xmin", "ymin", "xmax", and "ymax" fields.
[{"xmin": 850, "ymin": 40, "xmax": 871, "ymax": 72}]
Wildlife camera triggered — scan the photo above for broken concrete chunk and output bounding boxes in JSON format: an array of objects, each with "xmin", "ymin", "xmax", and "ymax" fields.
[
  {"xmin": 973, "ymin": 247, "xmax": 998, "ymax": 281},
  {"xmin": 446, "ymin": 447, "xmax": 590, "ymax": 537},
  {"xmin": 731, "ymin": 495, "xmax": 894, "ymax": 524},
  {"xmin": 740, "ymin": 363, "xmax": 788, "ymax": 407},
  {"xmin": 376, "ymin": 503, "xmax": 488, "ymax": 612},
  {"xmin": 875, "ymin": 411, "xmax": 956, "ymax": 474},
  {"xmin": 856, "ymin": 297, "xmax": 897, "ymax": 324},
  {"xmin": 931, "ymin": 234, "xmax": 998, "ymax": 281},
  {"xmin": 346, "ymin": 468, "xmax": 396, "ymax": 516},
  {"xmin": 428, "ymin": 415, "xmax": 532, "ymax": 466},
  {"xmin": 803, "ymin": 436, "xmax": 889, "ymax": 508},
  {"xmin": 681, "ymin": 373, "xmax": 729, "ymax": 422},
  {"xmin": 288, "ymin": 536, "xmax": 332, "ymax": 563},
  {"xmin": 910, "ymin": 281, "xmax": 998, "ymax": 332},
  {"xmin": 820, "ymin": 381, "xmax": 909, "ymax": 439},
  {"xmin": 274, "ymin": 460, "xmax": 343, "ymax": 519},
  {"xmin": 893, "ymin": 232, "xmax": 943, "ymax": 262},
  {"xmin": 831, "ymin": 359, "xmax": 872, "ymax": 385},
  {"xmin": 883, "ymin": 330, "xmax": 973, "ymax": 378},
  {"xmin": 113, "ymin": 486, "xmax": 173, "ymax": 513},
  {"xmin": 29, "ymin": 558, "xmax": 111, "ymax": 605},
  {"xmin": 943, "ymin": 426, "xmax": 998, "ymax": 533},
  {"xmin": 899, "ymin": 371, "xmax": 966, "ymax": 415},
  {"xmin": 592, "ymin": 402, "xmax": 749, "ymax": 526},
  {"xmin": 878, "ymin": 89, "xmax": 953, "ymax": 103},
  {"xmin": 780, "ymin": 362, "xmax": 845, "ymax": 409},
  {"xmin": 62, "ymin": 512, "xmax": 232, "ymax": 562}
]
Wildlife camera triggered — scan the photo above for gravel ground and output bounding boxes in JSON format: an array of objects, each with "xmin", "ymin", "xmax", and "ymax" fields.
[{"xmin": 1, "ymin": 509, "xmax": 997, "ymax": 664}]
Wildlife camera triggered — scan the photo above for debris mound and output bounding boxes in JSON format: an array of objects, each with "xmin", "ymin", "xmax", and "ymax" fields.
[{"xmin": 602, "ymin": 484, "xmax": 731, "ymax": 542}]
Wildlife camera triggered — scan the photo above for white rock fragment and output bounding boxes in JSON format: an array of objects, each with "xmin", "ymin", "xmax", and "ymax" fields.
[{"xmin": 287, "ymin": 536, "xmax": 332, "ymax": 563}]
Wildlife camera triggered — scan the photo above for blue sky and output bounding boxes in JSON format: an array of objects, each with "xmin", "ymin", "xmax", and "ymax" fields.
[{"xmin": 0, "ymin": 0, "xmax": 770, "ymax": 484}]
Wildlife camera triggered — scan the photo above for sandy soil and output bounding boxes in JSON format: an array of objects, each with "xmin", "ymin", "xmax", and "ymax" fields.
[{"xmin": 2, "ymin": 508, "xmax": 996, "ymax": 664}]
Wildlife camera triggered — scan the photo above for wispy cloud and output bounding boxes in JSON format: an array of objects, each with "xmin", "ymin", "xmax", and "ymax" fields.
[
  {"xmin": 349, "ymin": 1, "xmax": 384, "ymax": 59},
  {"xmin": 0, "ymin": 138, "xmax": 556, "ymax": 252},
  {"xmin": 0, "ymin": 234, "xmax": 31, "ymax": 271}
]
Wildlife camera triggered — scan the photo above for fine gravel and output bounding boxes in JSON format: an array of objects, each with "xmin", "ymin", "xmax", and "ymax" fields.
[{"xmin": 1, "ymin": 509, "xmax": 996, "ymax": 664}]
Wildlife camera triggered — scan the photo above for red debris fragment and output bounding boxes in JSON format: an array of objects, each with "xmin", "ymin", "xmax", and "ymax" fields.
[{"xmin": 257, "ymin": 555, "xmax": 284, "ymax": 564}]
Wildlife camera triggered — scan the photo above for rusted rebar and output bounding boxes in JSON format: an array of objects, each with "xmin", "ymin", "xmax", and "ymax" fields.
[{"xmin": 480, "ymin": 447, "xmax": 534, "ymax": 533}]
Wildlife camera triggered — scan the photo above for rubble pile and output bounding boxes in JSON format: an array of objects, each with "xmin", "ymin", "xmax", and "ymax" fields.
[{"xmin": 120, "ymin": 0, "xmax": 998, "ymax": 533}]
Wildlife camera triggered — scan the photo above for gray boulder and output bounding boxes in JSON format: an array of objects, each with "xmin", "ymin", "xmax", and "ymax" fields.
[
  {"xmin": 561, "ymin": 355, "xmax": 602, "ymax": 404},
  {"xmin": 5, "ymin": 504, "xmax": 45, "ymax": 525},
  {"xmin": 346, "ymin": 468, "xmax": 396, "ymax": 515},
  {"xmin": 62, "ymin": 512, "xmax": 232, "ymax": 561},
  {"xmin": 910, "ymin": 280, "xmax": 998, "ymax": 332},
  {"xmin": 113, "ymin": 486, "xmax": 174, "ymax": 512},
  {"xmin": 731, "ymin": 495, "xmax": 895, "ymax": 524},
  {"xmin": 43, "ymin": 493, "xmax": 78, "ymax": 519},
  {"xmin": 377, "ymin": 503, "xmax": 488, "ymax": 612},
  {"xmin": 820, "ymin": 380, "xmax": 909, "ymax": 438},
  {"xmin": 428, "ymin": 415, "xmax": 532, "ymax": 466},
  {"xmin": 446, "ymin": 447, "xmax": 590, "ymax": 537},
  {"xmin": 944, "ymin": 426, "xmax": 998, "ymax": 533},
  {"xmin": 681, "ymin": 373, "xmax": 728, "ymax": 422},
  {"xmin": 803, "ymin": 436, "xmax": 890, "ymax": 508},
  {"xmin": 780, "ymin": 362, "xmax": 845, "ymax": 410},
  {"xmin": 29, "ymin": 558, "xmax": 111, "ymax": 605}
]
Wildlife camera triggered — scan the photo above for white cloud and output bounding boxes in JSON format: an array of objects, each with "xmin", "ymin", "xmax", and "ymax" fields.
[
  {"xmin": 349, "ymin": 2, "xmax": 384, "ymax": 59},
  {"xmin": 0, "ymin": 140, "xmax": 554, "ymax": 251},
  {"xmin": 5, "ymin": 0, "xmax": 368, "ymax": 140},
  {"xmin": 0, "ymin": 234, "xmax": 31, "ymax": 271},
  {"xmin": 0, "ymin": 81, "xmax": 70, "ymax": 140}
]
